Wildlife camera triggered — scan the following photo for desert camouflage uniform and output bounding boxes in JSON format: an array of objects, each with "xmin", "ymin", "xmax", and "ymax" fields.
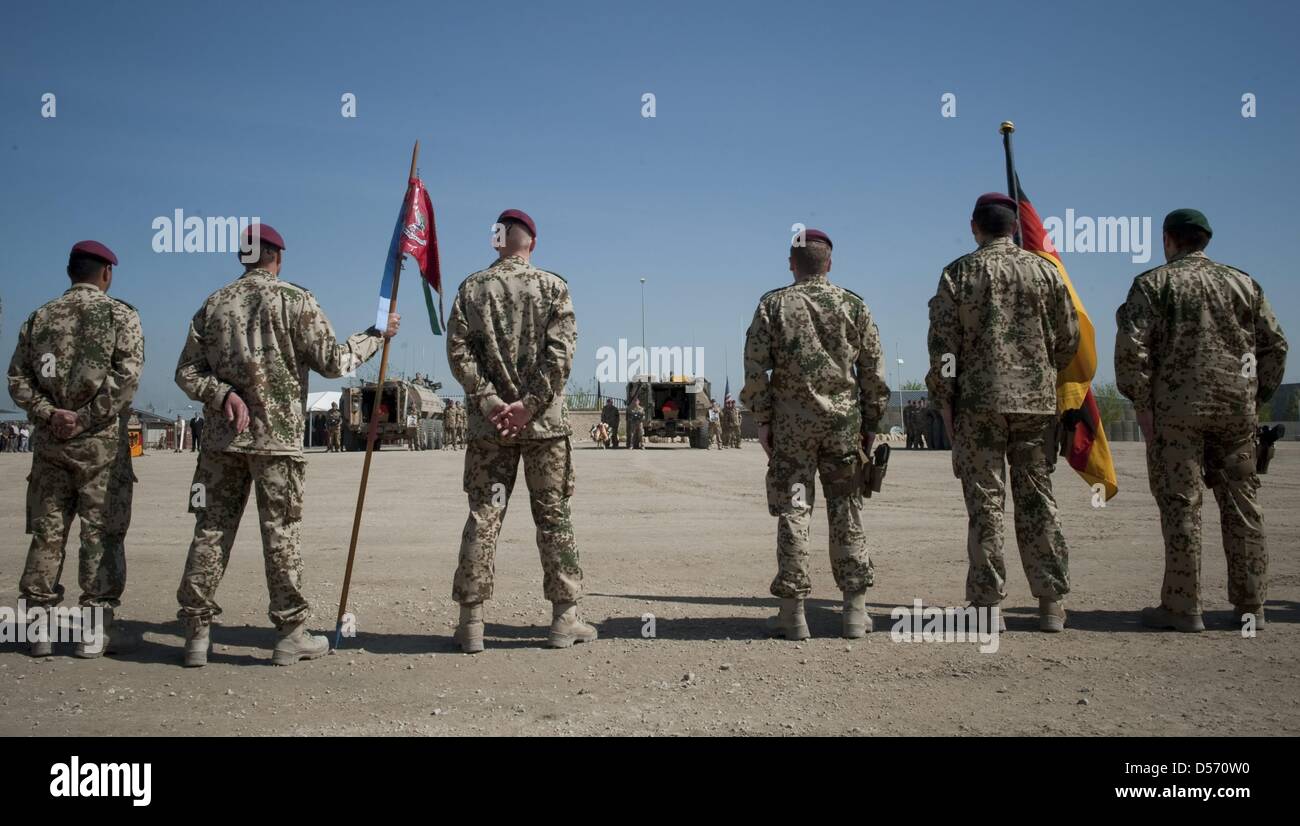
[
  {"xmin": 326, "ymin": 407, "xmax": 342, "ymax": 451},
  {"xmin": 722, "ymin": 403, "xmax": 742, "ymax": 447},
  {"xmin": 627, "ymin": 403, "xmax": 645, "ymax": 449},
  {"xmin": 174, "ymin": 268, "xmax": 383, "ymax": 630},
  {"xmin": 7, "ymin": 284, "xmax": 143, "ymax": 609},
  {"xmin": 447, "ymin": 255, "xmax": 581, "ymax": 604},
  {"xmin": 600, "ymin": 401, "xmax": 621, "ymax": 448},
  {"xmin": 453, "ymin": 403, "xmax": 466, "ymax": 449},
  {"xmin": 708, "ymin": 406, "xmax": 723, "ymax": 449},
  {"xmin": 927, "ymin": 236, "xmax": 1080, "ymax": 606},
  {"xmin": 1115, "ymin": 251, "xmax": 1288, "ymax": 614},
  {"xmin": 742, "ymin": 273, "xmax": 890, "ymax": 599}
]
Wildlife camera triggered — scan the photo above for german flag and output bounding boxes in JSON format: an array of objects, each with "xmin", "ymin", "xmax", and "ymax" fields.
[{"xmin": 1015, "ymin": 175, "xmax": 1119, "ymax": 501}]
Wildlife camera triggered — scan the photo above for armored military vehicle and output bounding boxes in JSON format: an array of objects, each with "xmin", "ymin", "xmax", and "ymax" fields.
[
  {"xmin": 340, "ymin": 378, "xmax": 445, "ymax": 450},
  {"xmin": 625, "ymin": 375, "xmax": 713, "ymax": 449}
]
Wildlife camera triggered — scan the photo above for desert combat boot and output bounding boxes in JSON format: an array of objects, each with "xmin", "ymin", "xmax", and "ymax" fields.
[
  {"xmin": 271, "ymin": 622, "xmax": 329, "ymax": 666},
  {"xmin": 1039, "ymin": 597, "xmax": 1067, "ymax": 633},
  {"xmin": 548, "ymin": 602, "xmax": 598, "ymax": 649},
  {"xmin": 183, "ymin": 622, "xmax": 211, "ymax": 668},
  {"xmin": 767, "ymin": 597, "xmax": 811, "ymax": 640},
  {"xmin": 842, "ymin": 591, "xmax": 872, "ymax": 638},
  {"xmin": 1140, "ymin": 605, "xmax": 1205, "ymax": 633},
  {"xmin": 454, "ymin": 602, "xmax": 485, "ymax": 653},
  {"xmin": 74, "ymin": 608, "xmax": 139, "ymax": 658},
  {"xmin": 1234, "ymin": 604, "xmax": 1266, "ymax": 630}
]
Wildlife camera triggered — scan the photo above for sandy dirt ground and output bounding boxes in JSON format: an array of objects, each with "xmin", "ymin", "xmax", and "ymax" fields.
[{"xmin": 1, "ymin": 439, "xmax": 1297, "ymax": 737}]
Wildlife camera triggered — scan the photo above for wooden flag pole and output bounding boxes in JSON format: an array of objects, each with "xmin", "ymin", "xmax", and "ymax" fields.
[{"xmin": 334, "ymin": 140, "xmax": 420, "ymax": 649}]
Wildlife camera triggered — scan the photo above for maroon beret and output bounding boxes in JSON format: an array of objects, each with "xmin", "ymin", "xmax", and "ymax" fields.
[
  {"xmin": 497, "ymin": 209, "xmax": 536, "ymax": 238},
  {"xmin": 242, "ymin": 223, "xmax": 286, "ymax": 252},
  {"xmin": 974, "ymin": 192, "xmax": 1018, "ymax": 211},
  {"xmin": 801, "ymin": 229, "xmax": 833, "ymax": 249},
  {"xmin": 70, "ymin": 240, "xmax": 118, "ymax": 266}
]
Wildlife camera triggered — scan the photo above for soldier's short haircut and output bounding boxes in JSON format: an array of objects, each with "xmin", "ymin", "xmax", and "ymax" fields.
[
  {"xmin": 972, "ymin": 204, "xmax": 1018, "ymax": 237},
  {"xmin": 67, "ymin": 253, "xmax": 109, "ymax": 282},
  {"xmin": 502, "ymin": 219, "xmax": 534, "ymax": 247},
  {"xmin": 1166, "ymin": 225, "xmax": 1210, "ymax": 253},
  {"xmin": 790, "ymin": 239, "xmax": 832, "ymax": 275},
  {"xmin": 243, "ymin": 243, "xmax": 281, "ymax": 269}
]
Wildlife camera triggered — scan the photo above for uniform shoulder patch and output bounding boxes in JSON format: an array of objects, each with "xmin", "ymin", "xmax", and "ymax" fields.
[
  {"xmin": 537, "ymin": 268, "xmax": 568, "ymax": 284},
  {"xmin": 461, "ymin": 267, "xmax": 494, "ymax": 288},
  {"xmin": 1218, "ymin": 261, "xmax": 1252, "ymax": 281},
  {"xmin": 1132, "ymin": 261, "xmax": 1168, "ymax": 282},
  {"xmin": 109, "ymin": 295, "xmax": 139, "ymax": 313},
  {"xmin": 840, "ymin": 286, "xmax": 865, "ymax": 304},
  {"xmin": 282, "ymin": 280, "xmax": 311, "ymax": 296},
  {"xmin": 943, "ymin": 250, "xmax": 976, "ymax": 274}
]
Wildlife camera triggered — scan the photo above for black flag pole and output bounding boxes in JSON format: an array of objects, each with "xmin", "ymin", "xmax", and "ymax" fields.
[{"xmin": 999, "ymin": 121, "xmax": 1023, "ymax": 247}]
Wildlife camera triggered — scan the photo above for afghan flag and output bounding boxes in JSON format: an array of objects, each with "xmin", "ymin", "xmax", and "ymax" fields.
[
  {"xmin": 1014, "ymin": 175, "xmax": 1119, "ymax": 501},
  {"xmin": 376, "ymin": 176, "xmax": 444, "ymax": 335}
]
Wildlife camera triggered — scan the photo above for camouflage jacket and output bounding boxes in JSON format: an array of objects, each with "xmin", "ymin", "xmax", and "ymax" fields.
[
  {"xmin": 926, "ymin": 237, "xmax": 1080, "ymax": 415},
  {"xmin": 7, "ymin": 283, "xmax": 144, "ymax": 450},
  {"xmin": 722, "ymin": 406, "xmax": 742, "ymax": 428},
  {"xmin": 175, "ymin": 269, "xmax": 383, "ymax": 456},
  {"xmin": 447, "ymin": 255, "xmax": 575, "ymax": 440},
  {"xmin": 327, "ymin": 409, "xmax": 342, "ymax": 429},
  {"xmin": 741, "ymin": 273, "xmax": 890, "ymax": 434},
  {"xmin": 1115, "ymin": 251, "xmax": 1288, "ymax": 418}
]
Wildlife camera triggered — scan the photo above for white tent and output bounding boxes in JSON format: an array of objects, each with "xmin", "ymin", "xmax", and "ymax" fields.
[
  {"xmin": 304, "ymin": 391, "xmax": 342, "ymax": 448},
  {"xmin": 306, "ymin": 391, "xmax": 342, "ymax": 412}
]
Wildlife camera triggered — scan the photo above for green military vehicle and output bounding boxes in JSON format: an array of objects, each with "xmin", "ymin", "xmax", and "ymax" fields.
[{"xmin": 625, "ymin": 375, "xmax": 713, "ymax": 449}]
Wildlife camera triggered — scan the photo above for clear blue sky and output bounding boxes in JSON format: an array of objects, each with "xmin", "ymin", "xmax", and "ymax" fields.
[{"xmin": 3, "ymin": 0, "xmax": 1297, "ymax": 416}]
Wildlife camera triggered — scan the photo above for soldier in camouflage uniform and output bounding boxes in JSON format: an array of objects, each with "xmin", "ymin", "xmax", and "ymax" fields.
[
  {"xmin": 326, "ymin": 402, "xmax": 343, "ymax": 452},
  {"xmin": 742, "ymin": 229, "xmax": 889, "ymax": 640},
  {"xmin": 627, "ymin": 397, "xmax": 645, "ymax": 449},
  {"xmin": 453, "ymin": 400, "xmax": 466, "ymax": 449},
  {"xmin": 7, "ymin": 241, "xmax": 143, "ymax": 658},
  {"xmin": 722, "ymin": 396, "xmax": 743, "ymax": 447},
  {"xmin": 447, "ymin": 209, "xmax": 595, "ymax": 653},
  {"xmin": 174, "ymin": 224, "xmax": 399, "ymax": 666},
  {"xmin": 927, "ymin": 193, "xmax": 1080, "ymax": 632},
  {"xmin": 443, "ymin": 401, "xmax": 456, "ymax": 449},
  {"xmin": 1116, "ymin": 209, "xmax": 1288, "ymax": 632},
  {"xmin": 708, "ymin": 400, "xmax": 723, "ymax": 449},
  {"xmin": 601, "ymin": 397, "xmax": 621, "ymax": 448}
]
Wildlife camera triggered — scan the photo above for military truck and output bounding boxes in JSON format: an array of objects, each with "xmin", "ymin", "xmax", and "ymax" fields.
[
  {"xmin": 625, "ymin": 375, "xmax": 713, "ymax": 449},
  {"xmin": 340, "ymin": 378, "xmax": 445, "ymax": 451}
]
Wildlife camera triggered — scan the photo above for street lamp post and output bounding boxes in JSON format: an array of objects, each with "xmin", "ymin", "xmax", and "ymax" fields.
[
  {"xmin": 896, "ymin": 343, "xmax": 904, "ymax": 433},
  {"xmin": 639, "ymin": 277, "xmax": 647, "ymax": 380}
]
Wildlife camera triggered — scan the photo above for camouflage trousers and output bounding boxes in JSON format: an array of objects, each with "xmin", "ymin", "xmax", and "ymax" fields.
[
  {"xmin": 725, "ymin": 424, "xmax": 742, "ymax": 448},
  {"xmin": 327, "ymin": 428, "xmax": 341, "ymax": 452},
  {"xmin": 453, "ymin": 436, "xmax": 581, "ymax": 604},
  {"xmin": 1146, "ymin": 415, "xmax": 1265, "ymax": 614},
  {"xmin": 629, "ymin": 423, "xmax": 644, "ymax": 449},
  {"xmin": 764, "ymin": 427, "xmax": 873, "ymax": 598},
  {"xmin": 953, "ymin": 412, "xmax": 1069, "ymax": 605},
  {"xmin": 21, "ymin": 439, "xmax": 133, "ymax": 608},
  {"xmin": 709, "ymin": 422, "xmax": 723, "ymax": 448},
  {"xmin": 177, "ymin": 450, "xmax": 308, "ymax": 630}
]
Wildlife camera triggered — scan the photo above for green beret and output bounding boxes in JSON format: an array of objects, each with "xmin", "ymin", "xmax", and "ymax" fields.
[{"xmin": 1163, "ymin": 208, "xmax": 1212, "ymax": 238}]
